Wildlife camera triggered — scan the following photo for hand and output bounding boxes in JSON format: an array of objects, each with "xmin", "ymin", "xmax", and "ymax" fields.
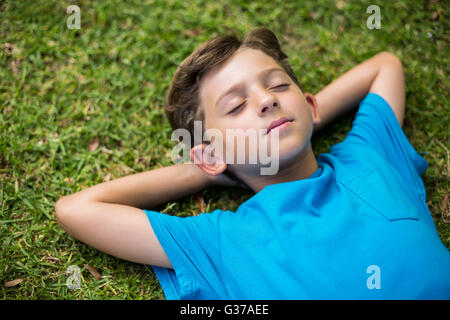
[
  {"xmin": 191, "ymin": 164, "xmax": 246, "ymax": 189},
  {"xmin": 189, "ymin": 143, "xmax": 251, "ymax": 190},
  {"xmin": 208, "ymin": 169, "xmax": 254, "ymax": 191},
  {"xmin": 208, "ymin": 171, "xmax": 241, "ymax": 188}
]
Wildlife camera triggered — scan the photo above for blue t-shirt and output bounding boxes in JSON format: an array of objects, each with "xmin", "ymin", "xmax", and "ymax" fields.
[{"xmin": 144, "ymin": 92, "xmax": 450, "ymax": 300}]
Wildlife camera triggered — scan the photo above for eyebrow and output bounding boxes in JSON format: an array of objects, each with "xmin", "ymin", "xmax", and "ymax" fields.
[{"xmin": 215, "ymin": 67, "xmax": 285, "ymax": 108}]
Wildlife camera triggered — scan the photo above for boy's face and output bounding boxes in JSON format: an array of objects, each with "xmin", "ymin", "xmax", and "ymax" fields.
[{"xmin": 198, "ymin": 47, "xmax": 320, "ymax": 174}]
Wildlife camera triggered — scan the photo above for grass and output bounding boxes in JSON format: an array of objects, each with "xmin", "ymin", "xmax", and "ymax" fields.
[{"xmin": 1, "ymin": 0, "xmax": 448, "ymax": 299}]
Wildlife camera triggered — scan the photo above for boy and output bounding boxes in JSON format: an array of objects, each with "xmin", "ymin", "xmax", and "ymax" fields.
[{"xmin": 55, "ymin": 28, "xmax": 450, "ymax": 299}]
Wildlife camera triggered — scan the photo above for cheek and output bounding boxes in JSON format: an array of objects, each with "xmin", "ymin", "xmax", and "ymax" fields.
[
  {"xmin": 221, "ymin": 130, "xmax": 262, "ymax": 165},
  {"xmin": 284, "ymin": 94, "xmax": 305, "ymax": 112},
  {"xmin": 224, "ymin": 113, "xmax": 254, "ymax": 130}
]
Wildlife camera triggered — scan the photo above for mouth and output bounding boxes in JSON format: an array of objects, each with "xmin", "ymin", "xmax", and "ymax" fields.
[{"xmin": 266, "ymin": 117, "xmax": 294, "ymax": 135}]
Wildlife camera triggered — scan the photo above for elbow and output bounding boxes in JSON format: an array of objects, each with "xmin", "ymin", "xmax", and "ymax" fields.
[
  {"xmin": 55, "ymin": 196, "xmax": 74, "ymax": 226},
  {"xmin": 55, "ymin": 197, "xmax": 67, "ymax": 218},
  {"xmin": 378, "ymin": 51, "xmax": 403, "ymax": 68}
]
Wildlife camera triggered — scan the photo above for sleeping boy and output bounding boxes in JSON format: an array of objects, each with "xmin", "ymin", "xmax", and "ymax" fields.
[{"xmin": 55, "ymin": 27, "xmax": 450, "ymax": 299}]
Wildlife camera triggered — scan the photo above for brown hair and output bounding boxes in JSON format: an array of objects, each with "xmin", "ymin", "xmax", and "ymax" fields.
[{"xmin": 164, "ymin": 27, "xmax": 302, "ymax": 189}]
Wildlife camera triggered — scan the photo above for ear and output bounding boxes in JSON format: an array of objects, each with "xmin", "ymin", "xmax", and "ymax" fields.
[
  {"xmin": 304, "ymin": 92, "xmax": 321, "ymax": 126},
  {"xmin": 190, "ymin": 143, "xmax": 227, "ymax": 176}
]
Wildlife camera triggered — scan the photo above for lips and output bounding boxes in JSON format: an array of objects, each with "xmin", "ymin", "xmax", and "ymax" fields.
[{"xmin": 266, "ymin": 117, "xmax": 293, "ymax": 134}]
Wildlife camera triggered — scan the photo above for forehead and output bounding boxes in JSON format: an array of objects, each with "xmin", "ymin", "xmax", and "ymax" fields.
[{"xmin": 199, "ymin": 48, "xmax": 284, "ymax": 108}]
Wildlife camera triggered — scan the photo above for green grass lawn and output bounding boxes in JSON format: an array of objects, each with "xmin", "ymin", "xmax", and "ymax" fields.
[{"xmin": 1, "ymin": 0, "xmax": 448, "ymax": 299}]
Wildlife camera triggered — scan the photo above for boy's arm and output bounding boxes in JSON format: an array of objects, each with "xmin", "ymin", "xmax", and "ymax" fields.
[
  {"xmin": 59, "ymin": 163, "xmax": 212, "ymax": 208},
  {"xmin": 55, "ymin": 163, "xmax": 215, "ymax": 268},
  {"xmin": 313, "ymin": 51, "xmax": 405, "ymax": 133}
]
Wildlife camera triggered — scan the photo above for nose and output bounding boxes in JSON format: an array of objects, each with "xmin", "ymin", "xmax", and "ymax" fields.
[{"xmin": 258, "ymin": 93, "xmax": 279, "ymax": 116}]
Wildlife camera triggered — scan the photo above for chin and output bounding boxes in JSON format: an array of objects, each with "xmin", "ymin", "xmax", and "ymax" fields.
[
  {"xmin": 277, "ymin": 135, "xmax": 310, "ymax": 165},
  {"xmin": 270, "ymin": 129, "xmax": 306, "ymax": 152}
]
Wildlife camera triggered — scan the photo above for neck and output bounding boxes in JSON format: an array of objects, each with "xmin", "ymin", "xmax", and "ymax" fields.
[{"xmin": 235, "ymin": 142, "xmax": 319, "ymax": 193}]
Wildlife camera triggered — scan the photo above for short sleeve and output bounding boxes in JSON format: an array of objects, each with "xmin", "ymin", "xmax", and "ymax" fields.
[
  {"xmin": 336, "ymin": 92, "xmax": 429, "ymax": 196},
  {"xmin": 144, "ymin": 209, "xmax": 227, "ymax": 300}
]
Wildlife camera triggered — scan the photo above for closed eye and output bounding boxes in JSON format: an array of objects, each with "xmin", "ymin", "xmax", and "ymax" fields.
[
  {"xmin": 228, "ymin": 101, "xmax": 246, "ymax": 114},
  {"xmin": 274, "ymin": 84, "xmax": 289, "ymax": 89},
  {"xmin": 227, "ymin": 84, "xmax": 289, "ymax": 115}
]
